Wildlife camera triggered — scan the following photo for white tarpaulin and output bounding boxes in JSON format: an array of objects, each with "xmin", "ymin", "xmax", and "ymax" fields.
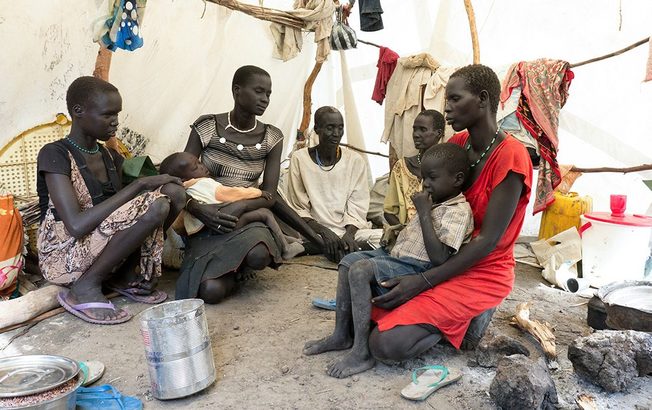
[{"xmin": 1, "ymin": 0, "xmax": 651, "ymax": 236}]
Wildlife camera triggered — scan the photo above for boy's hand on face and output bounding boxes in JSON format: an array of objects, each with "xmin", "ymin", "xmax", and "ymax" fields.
[{"xmin": 412, "ymin": 191, "xmax": 433, "ymax": 213}]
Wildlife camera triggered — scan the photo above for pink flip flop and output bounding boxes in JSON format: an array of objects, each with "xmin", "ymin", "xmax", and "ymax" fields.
[
  {"xmin": 107, "ymin": 286, "xmax": 168, "ymax": 304},
  {"xmin": 57, "ymin": 291, "xmax": 133, "ymax": 325}
]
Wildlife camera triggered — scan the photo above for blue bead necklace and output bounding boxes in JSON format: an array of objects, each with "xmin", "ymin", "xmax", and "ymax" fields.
[
  {"xmin": 466, "ymin": 129, "xmax": 498, "ymax": 168},
  {"xmin": 315, "ymin": 146, "xmax": 341, "ymax": 171},
  {"xmin": 66, "ymin": 136, "xmax": 100, "ymax": 154}
]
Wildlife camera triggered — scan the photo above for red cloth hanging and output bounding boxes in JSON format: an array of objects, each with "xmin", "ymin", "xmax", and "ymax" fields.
[{"xmin": 372, "ymin": 46, "xmax": 399, "ymax": 104}]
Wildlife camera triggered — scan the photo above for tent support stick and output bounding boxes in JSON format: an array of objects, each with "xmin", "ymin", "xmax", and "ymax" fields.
[
  {"xmin": 463, "ymin": 0, "xmax": 480, "ymax": 64},
  {"xmin": 570, "ymin": 37, "xmax": 649, "ymax": 68},
  {"xmin": 340, "ymin": 143, "xmax": 388, "ymax": 158},
  {"xmin": 92, "ymin": 46, "xmax": 119, "ymax": 151},
  {"xmin": 570, "ymin": 163, "xmax": 652, "ymax": 173},
  {"xmin": 297, "ymin": 61, "xmax": 323, "ymax": 141}
]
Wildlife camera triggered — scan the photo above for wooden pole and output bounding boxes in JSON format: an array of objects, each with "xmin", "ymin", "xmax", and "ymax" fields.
[
  {"xmin": 93, "ymin": 46, "xmax": 119, "ymax": 151},
  {"xmin": 570, "ymin": 163, "xmax": 652, "ymax": 173},
  {"xmin": 297, "ymin": 60, "xmax": 324, "ymax": 142},
  {"xmin": 463, "ymin": 0, "xmax": 480, "ymax": 64},
  {"xmin": 570, "ymin": 37, "xmax": 649, "ymax": 68}
]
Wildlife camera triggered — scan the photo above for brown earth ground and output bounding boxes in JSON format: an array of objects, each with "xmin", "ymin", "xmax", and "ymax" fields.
[{"xmin": 1, "ymin": 256, "xmax": 651, "ymax": 409}]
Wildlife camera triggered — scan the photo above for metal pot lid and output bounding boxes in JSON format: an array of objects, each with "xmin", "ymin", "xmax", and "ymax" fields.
[{"xmin": 0, "ymin": 355, "xmax": 79, "ymax": 398}]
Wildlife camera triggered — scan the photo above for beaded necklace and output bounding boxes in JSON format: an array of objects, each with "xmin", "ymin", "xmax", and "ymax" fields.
[
  {"xmin": 466, "ymin": 129, "xmax": 498, "ymax": 168},
  {"xmin": 416, "ymin": 152, "xmax": 422, "ymax": 165},
  {"xmin": 66, "ymin": 136, "xmax": 99, "ymax": 154},
  {"xmin": 226, "ymin": 111, "xmax": 258, "ymax": 133},
  {"xmin": 315, "ymin": 146, "xmax": 341, "ymax": 171}
]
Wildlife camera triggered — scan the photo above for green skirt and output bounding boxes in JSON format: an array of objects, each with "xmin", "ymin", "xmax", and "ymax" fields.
[{"xmin": 175, "ymin": 222, "xmax": 281, "ymax": 299}]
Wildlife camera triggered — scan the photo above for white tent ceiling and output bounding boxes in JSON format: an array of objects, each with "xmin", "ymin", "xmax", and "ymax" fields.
[{"xmin": 1, "ymin": 0, "xmax": 651, "ymax": 235}]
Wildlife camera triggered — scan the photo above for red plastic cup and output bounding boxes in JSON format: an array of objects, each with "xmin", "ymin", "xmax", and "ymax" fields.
[{"xmin": 610, "ymin": 194, "xmax": 627, "ymax": 217}]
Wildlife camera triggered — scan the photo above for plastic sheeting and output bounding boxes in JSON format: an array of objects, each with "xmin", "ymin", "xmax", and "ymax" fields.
[{"xmin": 1, "ymin": 0, "xmax": 652, "ymax": 237}]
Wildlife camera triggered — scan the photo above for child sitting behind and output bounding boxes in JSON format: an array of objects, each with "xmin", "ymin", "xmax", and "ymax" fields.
[
  {"xmin": 303, "ymin": 143, "xmax": 474, "ymax": 378},
  {"xmin": 160, "ymin": 152, "xmax": 304, "ymax": 260}
]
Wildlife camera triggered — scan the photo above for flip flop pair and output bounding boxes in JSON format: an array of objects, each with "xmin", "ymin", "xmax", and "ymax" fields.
[
  {"xmin": 400, "ymin": 365, "xmax": 463, "ymax": 401},
  {"xmin": 57, "ymin": 290, "xmax": 132, "ymax": 325}
]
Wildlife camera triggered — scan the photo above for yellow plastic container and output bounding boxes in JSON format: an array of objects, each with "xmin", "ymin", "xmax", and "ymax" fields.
[{"xmin": 538, "ymin": 192, "xmax": 593, "ymax": 240}]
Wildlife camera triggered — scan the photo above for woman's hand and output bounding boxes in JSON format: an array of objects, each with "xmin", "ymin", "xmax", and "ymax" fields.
[
  {"xmin": 188, "ymin": 201, "xmax": 238, "ymax": 234},
  {"xmin": 219, "ymin": 201, "xmax": 247, "ymax": 219},
  {"xmin": 138, "ymin": 174, "xmax": 183, "ymax": 191},
  {"xmin": 371, "ymin": 274, "xmax": 429, "ymax": 310},
  {"xmin": 411, "ymin": 191, "xmax": 433, "ymax": 214}
]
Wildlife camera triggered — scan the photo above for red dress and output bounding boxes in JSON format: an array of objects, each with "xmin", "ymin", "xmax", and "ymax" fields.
[{"xmin": 372, "ymin": 132, "xmax": 533, "ymax": 348}]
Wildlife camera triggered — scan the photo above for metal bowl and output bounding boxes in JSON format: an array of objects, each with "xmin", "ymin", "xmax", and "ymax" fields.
[
  {"xmin": 4, "ymin": 375, "xmax": 82, "ymax": 410},
  {"xmin": 598, "ymin": 280, "xmax": 652, "ymax": 332}
]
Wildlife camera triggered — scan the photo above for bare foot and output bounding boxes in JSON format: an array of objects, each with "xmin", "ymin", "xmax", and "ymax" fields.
[
  {"xmin": 282, "ymin": 242, "xmax": 305, "ymax": 260},
  {"xmin": 327, "ymin": 351, "xmax": 376, "ymax": 378},
  {"xmin": 303, "ymin": 334, "xmax": 353, "ymax": 356},
  {"xmin": 67, "ymin": 286, "xmax": 130, "ymax": 322}
]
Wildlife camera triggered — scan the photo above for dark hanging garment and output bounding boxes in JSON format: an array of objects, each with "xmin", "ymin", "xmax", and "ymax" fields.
[{"xmin": 358, "ymin": 0, "xmax": 384, "ymax": 32}]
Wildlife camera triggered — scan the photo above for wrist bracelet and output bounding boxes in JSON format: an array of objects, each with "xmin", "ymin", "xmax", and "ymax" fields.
[
  {"xmin": 420, "ymin": 272, "xmax": 434, "ymax": 288},
  {"xmin": 185, "ymin": 198, "xmax": 193, "ymax": 209}
]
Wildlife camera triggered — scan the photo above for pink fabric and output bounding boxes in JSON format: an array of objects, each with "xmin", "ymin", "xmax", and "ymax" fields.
[
  {"xmin": 372, "ymin": 46, "xmax": 399, "ymax": 104},
  {"xmin": 500, "ymin": 59, "xmax": 574, "ymax": 214}
]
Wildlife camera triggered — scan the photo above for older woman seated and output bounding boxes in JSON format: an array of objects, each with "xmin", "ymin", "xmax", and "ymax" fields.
[{"xmin": 285, "ymin": 107, "xmax": 381, "ymax": 262}]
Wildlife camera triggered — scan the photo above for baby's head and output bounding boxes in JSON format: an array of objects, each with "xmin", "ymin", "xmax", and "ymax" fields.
[
  {"xmin": 420, "ymin": 143, "xmax": 470, "ymax": 203},
  {"xmin": 159, "ymin": 152, "xmax": 210, "ymax": 181}
]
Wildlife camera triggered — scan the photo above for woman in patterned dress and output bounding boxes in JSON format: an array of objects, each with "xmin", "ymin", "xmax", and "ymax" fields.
[{"xmin": 37, "ymin": 76, "xmax": 186, "ymax": 324}]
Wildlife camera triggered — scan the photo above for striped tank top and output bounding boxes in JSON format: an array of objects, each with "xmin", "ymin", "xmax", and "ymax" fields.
[{"xmin": 192, "ymin": 115, "xmax": 284, "ymax": 188}]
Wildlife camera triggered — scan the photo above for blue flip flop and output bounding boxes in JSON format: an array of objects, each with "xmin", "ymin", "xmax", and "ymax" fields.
[
  {"xmin": 76, "ymin": 384, "xmax": 142, "ymax": 410},
  {"xmin": 312, "ymin": 298, "xmax": 336, "ymax": 311}
]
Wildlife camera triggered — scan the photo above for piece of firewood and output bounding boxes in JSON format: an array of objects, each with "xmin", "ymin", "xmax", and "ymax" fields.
[
  {"xmin": 510, "ymin": 302, "xmax": 557, "ymax": 359},
  {"xmin": 0, "ymin": 285, "xmax": 64, "ymax": 329},
  {"xmin": 575, "ymin": 394, "xmax": 598, "ymax": 410}
]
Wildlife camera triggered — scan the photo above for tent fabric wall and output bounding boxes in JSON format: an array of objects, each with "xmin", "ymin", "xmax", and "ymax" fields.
[{"xmin": 1, "ymin": 0, "xmax": 651, "ymax": 237}]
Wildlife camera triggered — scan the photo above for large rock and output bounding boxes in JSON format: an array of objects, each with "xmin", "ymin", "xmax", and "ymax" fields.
[
  {"xmin": 567, "ymin": 330, "xmax": 652, "ymax": 392},
  {"xmin": 476, "ymin": 333, "xmax": 530, "ymax": 368},
  {"xmin": 489, "ymin": 354, "xmax": 558, "ymax": 410}
]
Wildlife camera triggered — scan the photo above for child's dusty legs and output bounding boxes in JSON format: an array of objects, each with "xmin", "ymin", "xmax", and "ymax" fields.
[
  {"xmin": 68, "ymin": 198, "xmax": 171, "ymax": 321},
  {"xmin": 327, "ymin": 260, "xmax": 376, "ymax": 378},
  {"xmin": 236, "ymin": 209, "xmax": 304, "ymax": 259},
  {"xmin": 303, "ymin": 265, "xmax": 354, "ymax": 355}
]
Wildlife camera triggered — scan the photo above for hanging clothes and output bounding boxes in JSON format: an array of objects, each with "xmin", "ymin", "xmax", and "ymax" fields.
[
  {"xmin": 96, "ymin": 0, "xmax": 146, "ymax": 51},
  {"xmin": 358, "ymin": 0, "xmax": 384, "ymax": 32},
  {"xmin": 423, "ymin": 65, "xmax": 458, "ymax": 141},
  {"xmin": 269, "ymin": 0, "xmax": 336, "ymax": 62},
  {"xmin": 496, "ymin": 66, "xmax": 539, "ymax": 153},
  {"xmin": 500, "ymin": 59, "xmax": 574, "ymax": 214},
  {"xmin": 372, "ymin": 46, "xmax": 399, "ymax": 104},
  {"xmin": 381, "ymin": 53, "xmax": 440, "ymax": 159}
]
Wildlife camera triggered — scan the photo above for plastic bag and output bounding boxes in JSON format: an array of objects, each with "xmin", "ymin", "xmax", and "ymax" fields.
[
  {"xmin": 122, "ymin": 156, "xmax": 158, "ymax": 186},
  {"xmin": 0, "ymin": 194, "xmax": 24, "ymax": 299},
  {"xmin": 330, "ymin": 6, "xmax": 357, "ymax": 51}
]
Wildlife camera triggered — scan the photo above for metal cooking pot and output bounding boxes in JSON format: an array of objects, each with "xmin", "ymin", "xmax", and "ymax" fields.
[
  {"xmin": 598, "ymin": 280, "xmax": 652, "ymax": 332},
  {"xmin": 9, "ymin": 375, "xmax": 82, "ymax": 410}
]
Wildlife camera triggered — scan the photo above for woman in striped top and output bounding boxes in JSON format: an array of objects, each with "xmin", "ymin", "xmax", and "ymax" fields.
[{"xmin": 176, "ymin": 65, "xmax": 323, "ymax": 303}]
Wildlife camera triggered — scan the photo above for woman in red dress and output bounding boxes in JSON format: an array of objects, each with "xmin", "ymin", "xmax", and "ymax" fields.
[{"xmin": 369, "ymin": 64, "xmax": 533, "ymax": 360}]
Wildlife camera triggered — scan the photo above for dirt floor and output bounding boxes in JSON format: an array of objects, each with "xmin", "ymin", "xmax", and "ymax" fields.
[{"xmin": 1, "ymin": 256, "xmax": 651, "ymax": 409}]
